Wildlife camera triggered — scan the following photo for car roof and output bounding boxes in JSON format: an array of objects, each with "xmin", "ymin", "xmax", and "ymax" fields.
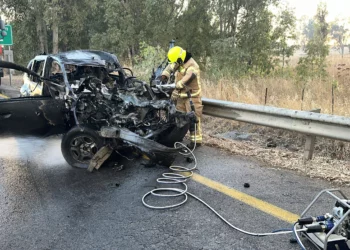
[{"xmin": 33, "ymin": 50, "xmax": 122, "ymax": 69}]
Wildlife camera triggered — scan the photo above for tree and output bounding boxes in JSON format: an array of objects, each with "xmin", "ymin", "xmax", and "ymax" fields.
[
  {"xmin": 142, "ymin": 0, "xmax": 184, "ymax": 48},
  {"xmin": 44, "ymin": 0, "xmax": 61, "ymax": 54},
  {"xmin": 213, "ymin": 0, "xmax": 244, "ymax": 41},
  {"xmin": 0, "ymin": 0, "xmax": 302, "ymax": 80},
  {"xmin": 271, "ymin": 6, "xmax": 298, "ymax": 70},
  {"xmin": 331, "ymin": 22, "xmax": 348, "ymax": 57},
  {"xmin": 297, "ymin": 2, "xmax": 329, "ymax": 80},
  {"xmin": 174, "ymin": 0, "xmax": 213, "ymax": 67},
  {"xmin": 209, "ymin": 0, "xmax": 283, "ymax": 76},
  {"xmin": 1, "ymin": 0, "xmax": 99, "ymax": 63},
  {"xmin": 90, "ymin": 0, "xmax": 184, "ymax": 65},
  {"xmin": 237, "ymin": 5, "xmax": 274, "ymax": 74},
  {"xmin": 32, "ymin": 0, "xmax": 48, "ymax": 54},
  {"xmin": 0, "ymin": 0, "xmax": 41, "ymax": 64},
  {"xmin": 44, "ymin": 0, "xmax": 99, "ymax": 52},
  {"xmin": 303, "ymin": 19, "xmax": 315, "ymax": 40},
  {"xmin": 212, "ymin": 0, "xmax": 277, "ymax": 43}
]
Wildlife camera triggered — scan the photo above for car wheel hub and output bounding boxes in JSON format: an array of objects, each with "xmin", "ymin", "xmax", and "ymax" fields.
[{"xmin": 70, "ymin": 136, "xmax": 98, "ymax": 163}]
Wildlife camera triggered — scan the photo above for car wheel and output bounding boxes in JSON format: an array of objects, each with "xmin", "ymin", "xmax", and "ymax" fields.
[
  {"xmin": 157, "ymin": 124, "xmax": 190, "ymax": 147},
  {"xmin": 61, "ymin": 126, "xmax": 104, "ymax": 169}
]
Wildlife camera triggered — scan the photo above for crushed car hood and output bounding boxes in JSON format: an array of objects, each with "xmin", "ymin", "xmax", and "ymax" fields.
[{"xmin": 52, "ymin": 50, "xmax": 122, "ymax": 68}]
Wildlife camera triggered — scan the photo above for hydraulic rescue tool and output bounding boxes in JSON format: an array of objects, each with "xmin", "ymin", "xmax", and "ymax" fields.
[
  {"xmin": 154, "ymin": 83, "xmax": 198, "ymax": 131},
  {"xmin": 295, "ymin": 189, "xmax": 350, "ymax": 250},
  {"xmin": 186, "ymin": 88, "xmax": 199, "ymax": 135}
]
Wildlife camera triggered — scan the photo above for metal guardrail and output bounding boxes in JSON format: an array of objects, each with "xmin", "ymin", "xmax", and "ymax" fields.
[{"xmin": 202, "ymin": 98, "xmax": 350, "ymax": 159}]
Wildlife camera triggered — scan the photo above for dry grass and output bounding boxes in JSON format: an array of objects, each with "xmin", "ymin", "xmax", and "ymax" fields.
[
  {"xmin": 202, "ymin": 54, "xmax": 350, "ymax": 116},
  {"xmin": 203, "ymin": 132, "xmax": 350, "ymax": 185},
  {"xmin": 138, "ymin": 54, "xmax": 350, "ymax": 184},
  {"xmin": 200, "ymin": 54, "xmax": 350, "ymax": 185},
  {"xmin": 202, "ymin": 77, "xmax": 304, "ymax": 111}
]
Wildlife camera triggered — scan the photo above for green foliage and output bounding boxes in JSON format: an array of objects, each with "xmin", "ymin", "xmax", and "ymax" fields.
[
  {"xmin": 1, "ymin": 0, "xmax": 101, "ymax": 61},
  {"xmin": 297, "ymin": 2, "xmax": 329, "ymax": 81},
  {"xmin": 303, "ymin": 19, "xmax": 315, "ymax": 40},
  {"xmin": 11, "ymin": 17, "xmax": 38, "ymax": 66},
  {"xmin": 90, "ymin": 0, "xmax": 183, "ymax": 64},
  {"xmin": 174, "ymin": 0, "xmax": 213, "ymax": 67},
  {"xmin": 210, "ymin": 37, "xmax": 248, "ymax": 77},
  {"xmin": 237, "ymin": 6, "xmax": 274, "ymax": 74},
  {"xmin": 209, "ymin": 0, "xmax": 293, "ymax": 77},
  {"xmin": 1, "ymin": 0, "xmax": 39, "ymax": 64},
  {"xmin": 133, "ymin": 42, "xmax": 166, "ymax": 81},
  {"xmin": 0, "ymin": 0, "xmax": 321, "ymax": 82},
  {"xmin": 271, "ymin": 6, "xmax": 298, "ymax": 69},
  {"xmin": 332, "ymin": 79, "xmax": 339, "ymax": 89},
  {"xmin": 331, "ymin": 22, "xmax": 348, "ymax": 57}
]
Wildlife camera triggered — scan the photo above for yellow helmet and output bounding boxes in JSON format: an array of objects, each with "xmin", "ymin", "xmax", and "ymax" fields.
[{"xmin": 167, "ymin": 46, "xmax": 186, "ymax": 63}]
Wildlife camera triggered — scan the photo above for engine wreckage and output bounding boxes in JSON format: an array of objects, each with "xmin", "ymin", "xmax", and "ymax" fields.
[{"xmin": 0, "ymin": 50, "xmax": 195, "ymax": 170}]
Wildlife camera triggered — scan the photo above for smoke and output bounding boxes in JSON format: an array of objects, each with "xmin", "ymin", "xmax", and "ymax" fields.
[{"xmin": 0, "ymin": 136, "xmax": 67, "ymax": 167}]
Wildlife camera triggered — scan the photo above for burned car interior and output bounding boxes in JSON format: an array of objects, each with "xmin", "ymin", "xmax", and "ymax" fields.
[{"xmin": 0, "ymin": 50, "xmax": 195, "ymax": 170}]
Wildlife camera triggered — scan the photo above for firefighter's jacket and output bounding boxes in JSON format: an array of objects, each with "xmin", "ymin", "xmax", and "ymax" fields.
[
  {"xmin": 162, "ymin": 57, "xmax": 203, "ymax": 143},
  {"xmin": 161, "ymin": 58, "xmax": 201, "ymax": 98}
]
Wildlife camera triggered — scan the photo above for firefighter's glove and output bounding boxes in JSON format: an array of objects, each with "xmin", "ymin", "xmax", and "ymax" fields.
[
  {"xmin": 161, "ymin": 75, "xmax": 168, "ymax": 84},
  {"xmin": 175, "ymin": 80, "xmax": 184, "ymax": 89},
  {"xmin": 171, "ymin": 89, "xmax": 179, "ymax": 101}
]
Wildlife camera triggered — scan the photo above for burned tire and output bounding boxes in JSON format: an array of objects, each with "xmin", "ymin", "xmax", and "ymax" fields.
[
  {"xmin": 157, "ymin": 124, "xmax": 190, "ymax": 147},
  {"xmin": 61, "ymin": 126, "xmax": 104, "ymax": 169}
]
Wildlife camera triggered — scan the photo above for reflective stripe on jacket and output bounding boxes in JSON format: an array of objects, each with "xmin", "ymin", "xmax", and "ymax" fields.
[{"xmin": 161, "ymin": 58, "xmax": 201, "ymax": 98}]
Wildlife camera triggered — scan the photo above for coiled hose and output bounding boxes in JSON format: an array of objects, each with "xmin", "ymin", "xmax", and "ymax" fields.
[{"xmin": 142, "ymin": 126, "xmax": 307, "ymax": 245}]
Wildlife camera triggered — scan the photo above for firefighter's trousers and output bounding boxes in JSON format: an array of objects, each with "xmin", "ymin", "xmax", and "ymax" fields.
[{"xmin": 176, "ymin": 97, "xmax": 203, "ymax": 144}]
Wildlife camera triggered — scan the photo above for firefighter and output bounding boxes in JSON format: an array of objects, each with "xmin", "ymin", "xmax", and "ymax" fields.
[{"xmin": 161, "ymin": 46, "xmax": 203, "ymax": 148}]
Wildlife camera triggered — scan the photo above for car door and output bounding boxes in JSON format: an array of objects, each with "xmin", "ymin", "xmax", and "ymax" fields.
[
  {"xmin": 0, "ymin": 65, "xmax": 68, "ymax": 137},
  {"xmin": 21, "ymin": 59, "xmax": 45, "ymax": 97},
  {"xmin": 0, "ymin": 96, "xmax": 67, "ymax": 137}
]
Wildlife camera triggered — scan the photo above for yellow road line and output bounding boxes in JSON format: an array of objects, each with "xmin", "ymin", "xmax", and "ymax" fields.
[
  {"xmin": 0, "ymin": 93, "xmax": 9, "ymax": 99},
  {"xmin": 192, "ymin": 173, "xmax": 299, "ymax": 224}
]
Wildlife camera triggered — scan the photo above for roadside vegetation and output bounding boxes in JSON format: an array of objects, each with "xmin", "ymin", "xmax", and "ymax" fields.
[
  {"xmin": 2, "ymin": 0, "xmax": 350, "ymax": 183},
  {"xmin": 3, "ymin": 0, "xmax": 346, "ymax": 115}
]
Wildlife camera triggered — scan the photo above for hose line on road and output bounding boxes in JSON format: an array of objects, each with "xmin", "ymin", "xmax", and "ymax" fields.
[
  {"xmin": 141, "ymin": 140, "xmax": 197, "ymax": 209},
  {"xmin": 293, "ymin": 223, "xmax": 306, "ymax": 250},
  {"xmin": 142, "ymin": 125, "xmax": 198, "ymax": 210},
  {"xmin": 142, "ymin": 125, "xmax": 306, "ymax": 244}
]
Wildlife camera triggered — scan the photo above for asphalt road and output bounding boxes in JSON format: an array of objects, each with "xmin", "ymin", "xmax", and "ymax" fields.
[{"xmin": 1, "ymin": 136, "xmax": 348, "ymax": 250}]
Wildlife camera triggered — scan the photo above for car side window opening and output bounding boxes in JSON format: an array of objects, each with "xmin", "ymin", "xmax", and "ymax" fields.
[
  {"xmin": 27, "ymin": 60, "xmax": 33, "ymax": 71},
  {"xmin": 71, "ymin": 65, "xmax": 113, "ymax": 84},
  {"xmin": 23, "ymin": 60, "xmax": 33, "ymax": 79},
  {"xmin": 49, "ymin": 60, "xmax": 65, "ymax": 83},
  {"xmin": 51, "ymin": 61, "xmax": 62, "ymax": 75},
  {"xmin": 30, "ymin": 60, "xmax": 45, "ymax": 82},
  {"xmin": 26, "ymin": 59, "xmax": 49, "ymax": 97},
  {"xmin": 65, "ymin": 64, "xmax": 76, "ymax": 74}
]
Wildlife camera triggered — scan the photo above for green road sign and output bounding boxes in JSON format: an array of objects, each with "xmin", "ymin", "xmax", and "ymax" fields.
[{"xmin": 0, "ymin": 25, "xmax": 13, "ymax": 45}]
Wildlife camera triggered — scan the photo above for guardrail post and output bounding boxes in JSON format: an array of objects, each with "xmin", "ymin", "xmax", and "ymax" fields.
[{"xmin": 304, "ymin": 108, "xmax": 321, "ymax": 161}]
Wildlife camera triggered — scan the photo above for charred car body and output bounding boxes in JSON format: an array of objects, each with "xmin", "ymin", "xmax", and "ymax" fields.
[{"xmin": 0, "ymin": 50, "xmax": 194, "ymax": 169}]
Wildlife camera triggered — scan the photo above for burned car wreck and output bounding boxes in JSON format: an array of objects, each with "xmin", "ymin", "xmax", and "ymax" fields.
[{"xmin": 0, "ymin": 50, "xmax": 195, "ymax": 169}]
